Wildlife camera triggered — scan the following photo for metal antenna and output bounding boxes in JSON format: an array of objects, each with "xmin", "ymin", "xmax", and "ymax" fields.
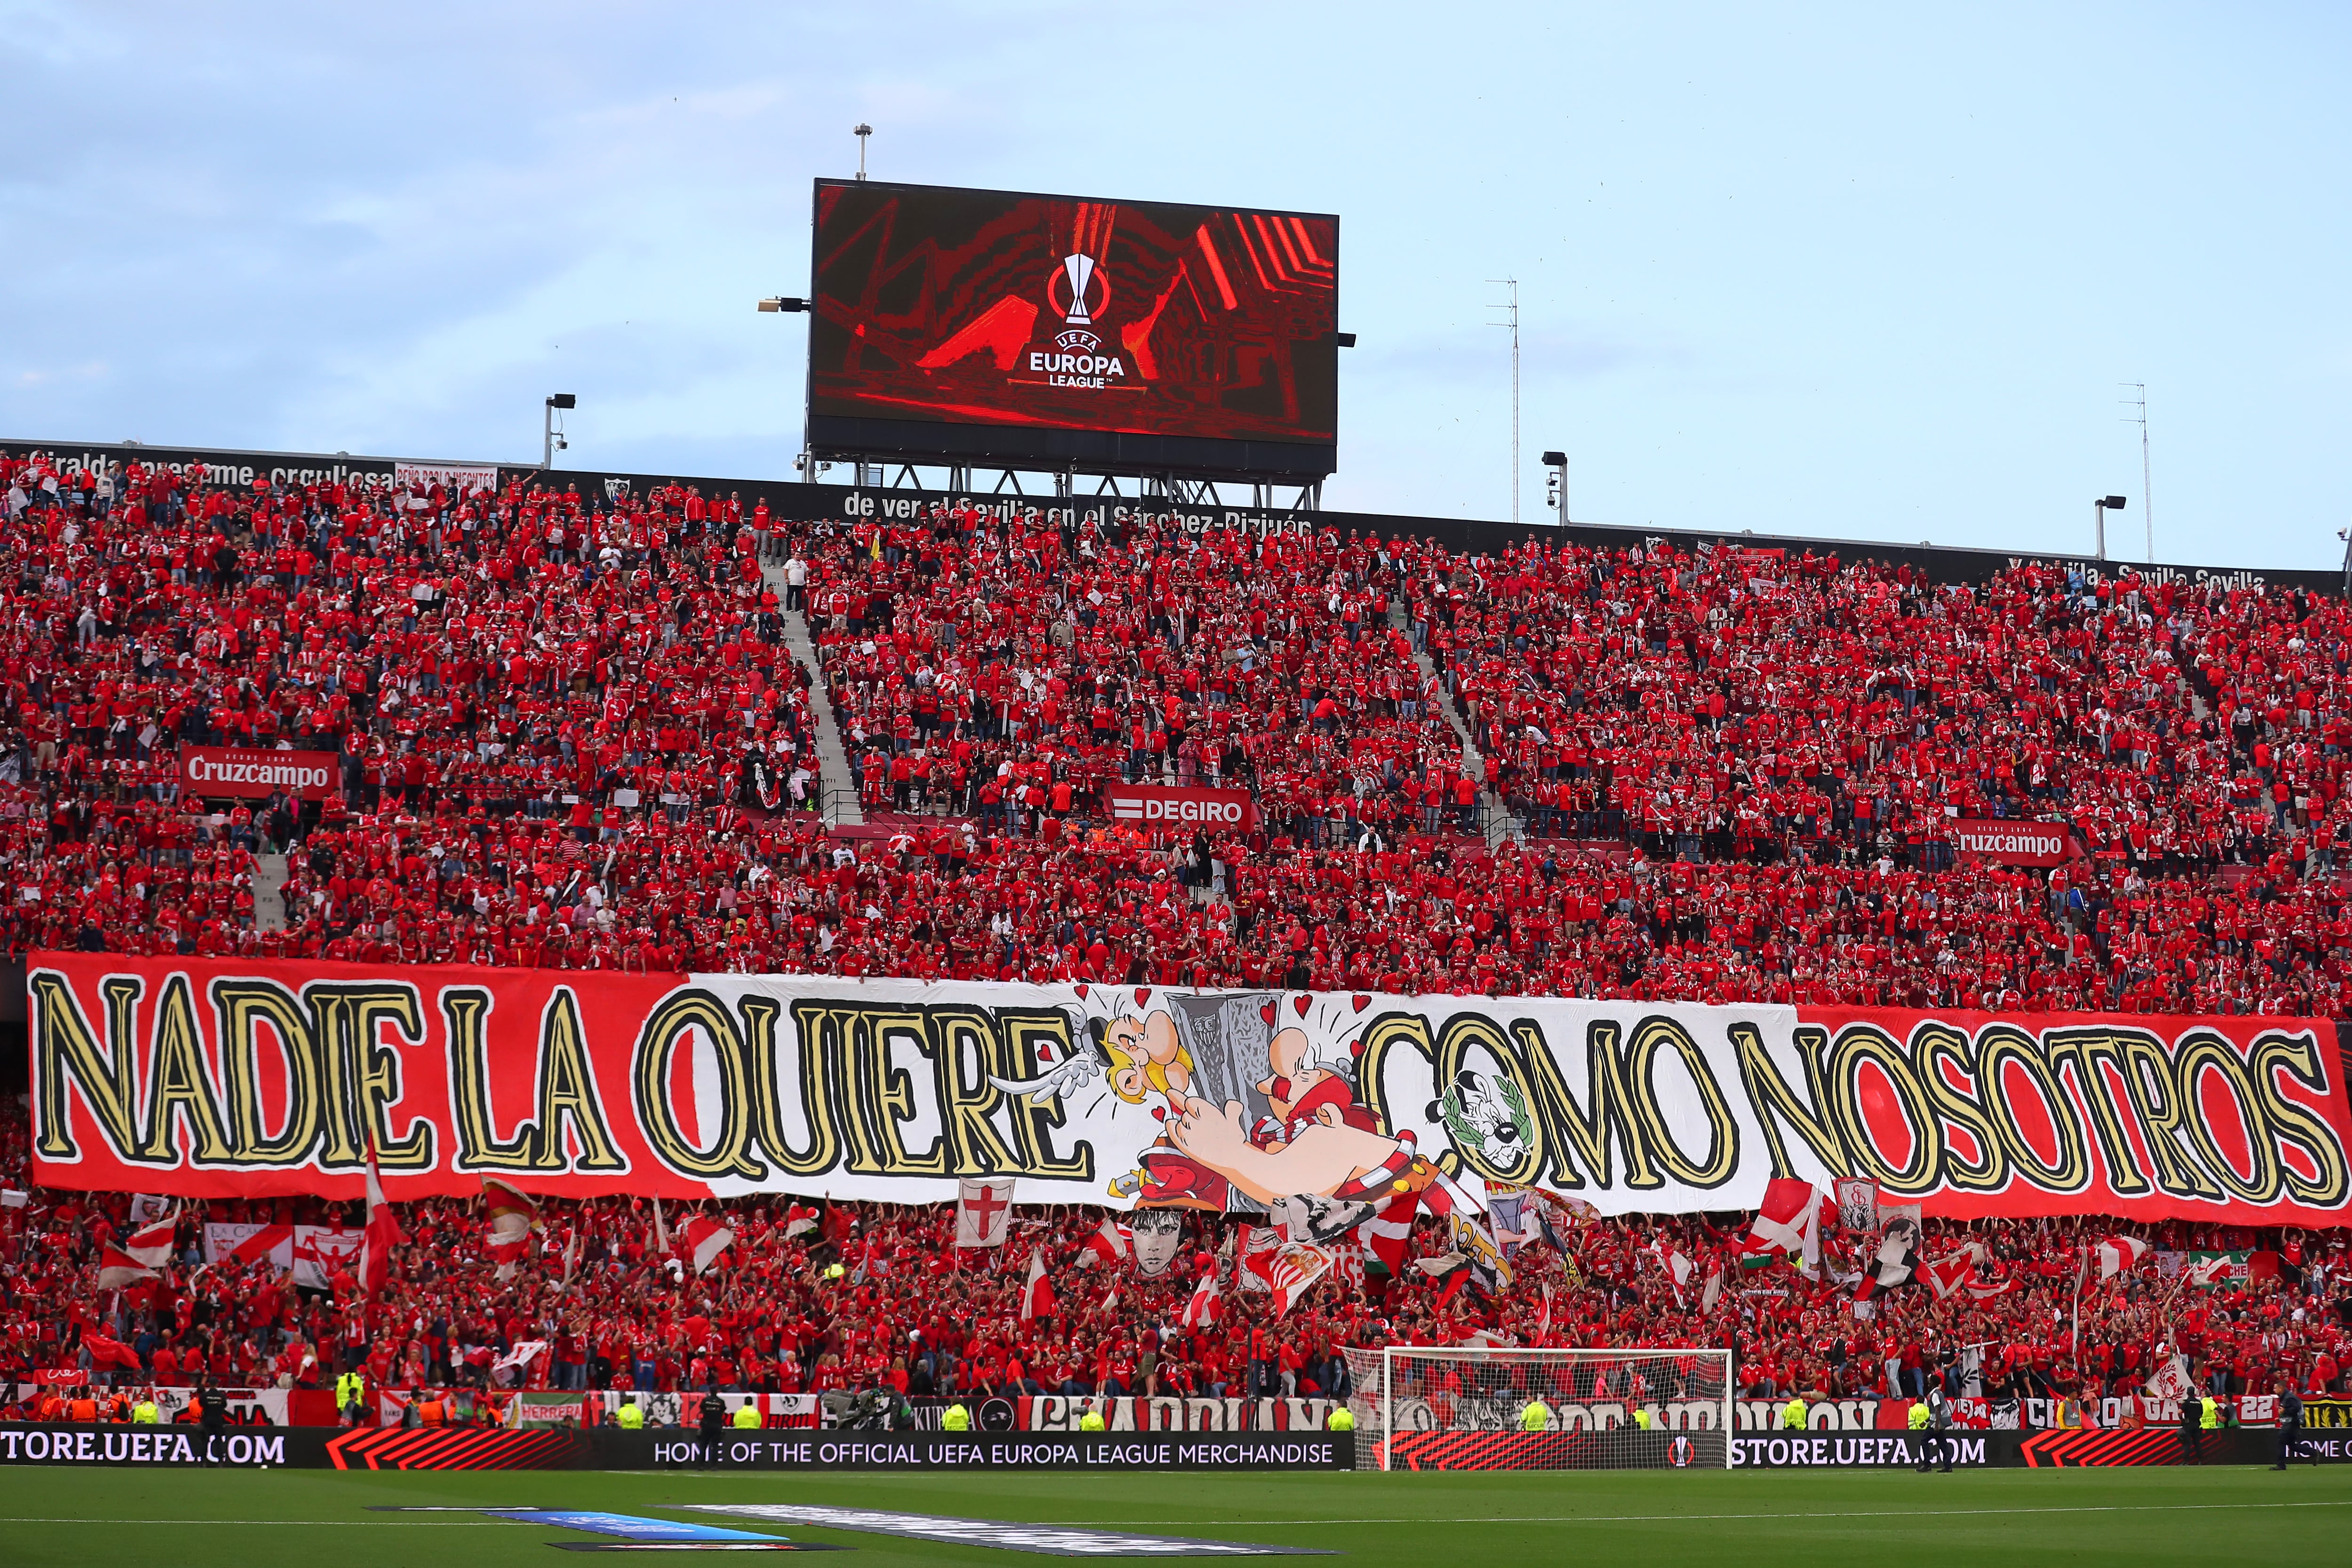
[
  {"xmin": 2121, "ymin": 383, "xmax": 2150, "ymax": 561},
  {"xmin": 1488, "ymin": 279, "xmax": 1519, "ymax": 526},
  {"xmin": 853, "ymin": 124, "xmax": 873, "ymax": 181}
]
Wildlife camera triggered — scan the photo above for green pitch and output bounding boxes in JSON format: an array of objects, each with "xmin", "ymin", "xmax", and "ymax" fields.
[{"xmin": 0, "ymin": 1463, "xmax": 2342, "ymax": 1566}]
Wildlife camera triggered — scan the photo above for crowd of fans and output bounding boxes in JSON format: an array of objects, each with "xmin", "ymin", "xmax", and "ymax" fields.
[
  {"xmin": 6, "ymin": 443, "xmax": 2352, "ymax": 1425},
  {"xmin": 4, "ymin": 448, "xmax": 2352, "ymax": 1014},
  {"xmin": 1, "ymin": 1097, "xmax": 2344, "ymax": 1420}
]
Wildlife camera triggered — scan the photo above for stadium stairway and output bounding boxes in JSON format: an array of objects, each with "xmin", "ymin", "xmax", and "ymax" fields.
[
  {"xmin": 253, "ymin": 852, "xmax": 288, "ymax": 933},
  {"xmin": 1393, "ymin": 597, "xmax": 1520, "ymax": 846},
  {"xmin": 765, "ymin": 563, "xmax": 864, "ymax": 828}
]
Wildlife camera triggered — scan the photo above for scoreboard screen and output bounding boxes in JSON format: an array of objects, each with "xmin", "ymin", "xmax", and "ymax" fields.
[{"xmin": 806, "ymin": 180, "xmax": 1338, "ymax": 478}]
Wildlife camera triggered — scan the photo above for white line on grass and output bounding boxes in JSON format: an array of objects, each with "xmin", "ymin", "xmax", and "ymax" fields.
[
  {"xmin": 1083, "ymin": 1500, "xmax": 2352, "ymax": 1528},
  {"xmin": 9, "ymin": 1499, "xmax": 2348, "ymax": 1531}
]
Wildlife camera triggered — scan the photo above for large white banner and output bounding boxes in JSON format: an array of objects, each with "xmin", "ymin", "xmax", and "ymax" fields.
[{"xmin": 30, "ymin": 955, "xmax": 2352, "ymax": 1224}]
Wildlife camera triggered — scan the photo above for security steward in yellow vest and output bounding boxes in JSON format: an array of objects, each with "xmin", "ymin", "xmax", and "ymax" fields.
[
  {"xmin": 133, "ymin": 1395, "xmax": 160, "ymax": 1425},
  {"xmin": 941, "ymin": 1404, "xmax": 971, "ymax": 1431},
  {"xmin": 732, "ymin": 1402, "xmax": 761, "ymax": 1430},
  {"xmin": 1780, "ymin": 1395, "xmax": 1808, "ymax": 1430},
  {"xmin": 1327, "ymin": 1406, "xmax": 1355, "ymax": 1431},
  {"xmin": 1078, "ymin": 1407, "xmax": 1107, "ymax": 1432},
  {"xmin": 336, "ymin": 1370, "xmax": 366, "ymax": 1426},
  {"xmin": 613, "ymin": 1397, "xmax": 645, "ymax": 1430},
  {"xmin": 1520, "ymin": 1400, "xmax": 1551, "ymax": 1432}
]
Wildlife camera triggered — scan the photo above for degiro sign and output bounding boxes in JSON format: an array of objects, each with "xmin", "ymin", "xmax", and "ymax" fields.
[
  {"xmin": 1101, "ymin": 784, "xmax": 1256, "ymax": 831},
  {"xmin": 178, "ymin": 746, "xmax": 339, "ymax": 801}
]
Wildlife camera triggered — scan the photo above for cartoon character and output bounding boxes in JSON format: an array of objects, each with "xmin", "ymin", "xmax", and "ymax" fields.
[
  {"xmin": 1429, "ymin": 1069, "xmax": 1534, "ymax": 1169},
  {"xmin": 1013, "ymin": 990, "xmax": 1487, "ymax": 1238},
  {"xmin": 1102, "ymin": 1010, "xmax": 1194, "ymax": 1111},
  {"xmin": 990, "ymin": 999, "xmax": 1225, "ymax": 1211},
  {"xmin": 987, "ymin": 1006, "xmax": 1194, "ymax": 1113},
  {"xmin": 1252, "ymin": 1025, "xmax": 1382, "ymax": 1150}
]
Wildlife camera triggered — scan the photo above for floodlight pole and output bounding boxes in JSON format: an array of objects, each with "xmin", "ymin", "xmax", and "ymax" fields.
[
  {"xmin": 1490, "ymin": 280, "xmax": 1520, "ymax": 526},
  {"xmin": 2122, "ymin": 383, "xmax": 2152, "ymax": 561}
]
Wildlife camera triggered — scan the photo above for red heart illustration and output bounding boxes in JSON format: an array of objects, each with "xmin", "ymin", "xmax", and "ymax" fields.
[
  {"xmin": 1352, "ymin": 995, "xmax": 1371, "ymax": 1013},
  {"xmin": 1351, "ymin": 1037, "xmax": 1367, "ymax": 1057},
  {"xmin": 1151, "ymin": 1106, "xmax": 1167, "ymax": 1122},
  {"xmin": 1293, "ymin": 995, "xmax": 1311, "ymax": 1018},
  {"xmin": 1073, "ymin": 984, "xmax": 1089, "ymax": 1000},
  {"xmin": 1135, "ymin": 988, "xmax": 1152, "ymax": 1007},
  {"xmin": 1259, "ymin": 1002, "xmax": 1277, "ymax": 1026}
]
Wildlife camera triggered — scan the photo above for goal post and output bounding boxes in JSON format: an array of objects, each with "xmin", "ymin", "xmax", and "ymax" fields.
[{"xmin": 1343, "ymin": 1346, "xmax": 1732, "ymax": 1471}]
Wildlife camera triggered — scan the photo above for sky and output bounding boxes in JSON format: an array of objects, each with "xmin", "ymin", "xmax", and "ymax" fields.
[{"xmin": 2, "ymin": 2, "xmax": 2347, "ymax": 572}]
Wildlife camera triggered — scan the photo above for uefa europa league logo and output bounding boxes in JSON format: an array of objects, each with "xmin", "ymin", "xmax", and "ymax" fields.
[{"xmin": 1053, "ymin": 253, "xmax": 1102, "ymax": 326}]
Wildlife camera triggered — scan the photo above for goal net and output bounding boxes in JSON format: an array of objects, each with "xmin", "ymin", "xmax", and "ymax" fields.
[{"xmin": 1342, "ymin": 1346, "xmax": 1732, "ymax": 1471}]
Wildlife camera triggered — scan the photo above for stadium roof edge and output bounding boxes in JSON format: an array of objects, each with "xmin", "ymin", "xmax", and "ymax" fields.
[{"xmin": 6, "ymin": 434, "xmax": 2336, "ymax": 595}]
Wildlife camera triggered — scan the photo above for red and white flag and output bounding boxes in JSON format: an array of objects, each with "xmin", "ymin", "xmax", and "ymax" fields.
[
  {"xmin": 209, "ymin": 1223, "xmax": 293, "ymax": 1269},
  {"xmin": 1248, "ymin": 1241, "xmax": 1333, "ymax": 1317},
  {"xmin": 1076, "ymin": 1216, "xmax": 1130, "ymax": 1269},
  {"xmin": 1020, "ymin": 1248, "xmax": 1057, "ymax": 1321},
  {"xmin": 482, "ymin": 1178, "xmax": 540, "ymax": 1281},
  {"xmin": 121, "ymin": 1212, "xmax": 178, "ymax": 1270},
  {"xmin": 2145, "ymin": 1353, "xmax": 2194, "ymax": 1401},
  {"xmin": 2096, "ymin": 1236, "xmax": 2150, "ymax": 1280},
  {"xmin": 491, "ymin": 1341, "xmax": 549, "ymax": 1387},
  {"xmin": 1923, "ymin": 1244, "xmax": 1986, "ymax": 1300},
  {"xmin": 681, "ymin": 1215, "xmax": 733, "ymax": 1275},
  {"xmin": 1644, "ymin": 1240, "xmax": 1696, "ymax": 1305},
  {"xmin": 360, "ymin": 1146, "xmax": 403, "ymax": 1298},
  {"xmin": 1182, "ymin": 1271, "xmax": 1219, "ymax": 1328},
  {"xmin": 95, "ymin": 1242, "xmax": 157, "ymax": 1291},
  {"xmin": 1359, "ymin": 1192, "xmax": 1416, "ymax": 1277},
  {"xmin": 1741, "ymin": 1178, "xmax": 1820, "ymax": 1273},
  {"xmin": 2182, "ymin": 1254, "xmax": 2234, "ymax": 1288},
  {"xmin": 954, "ymin": 1178, "xmax": 1014, "ymax": 1250},
  {"xmin": 784, "ymin": 1203, "xmax": 822, "ymax": 1240}
]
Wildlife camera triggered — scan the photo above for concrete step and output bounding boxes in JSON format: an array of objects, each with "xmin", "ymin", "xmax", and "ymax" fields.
[
  {"xmin": 1393, "ymin": 596, "xmax": 1518, "ymax": 845},
  {"xmin": 253, "ymin": 852, "xmax": 289, "ymax": 933},
  {"xmin": 766, "ymin": 566, "xmax": 864, "ymax": 827}
]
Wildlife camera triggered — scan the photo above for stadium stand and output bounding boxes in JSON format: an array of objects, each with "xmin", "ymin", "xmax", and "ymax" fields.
[{"xmin": 2, "ymin": 443, "xmax": 2349, "ymax": 1418}]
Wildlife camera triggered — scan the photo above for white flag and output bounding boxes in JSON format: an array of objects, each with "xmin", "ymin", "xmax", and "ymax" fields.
[
  {"xmin": 682, "ymin": 1216, "xmax": 733, "ymax": 1275},
  {"xmin": 955, "ymin": 1178, "xmax": 1015, "ymax": 1249}
]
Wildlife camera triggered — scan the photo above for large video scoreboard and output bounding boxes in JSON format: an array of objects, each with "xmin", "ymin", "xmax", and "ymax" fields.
[{"xmin": 806, "ymin": 180, "xmax": 1338, "ymax": 480}]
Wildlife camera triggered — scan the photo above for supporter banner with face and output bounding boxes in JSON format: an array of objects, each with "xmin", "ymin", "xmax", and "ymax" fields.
[{"xmin": 26, "ymin": 954, "xmax": 2352, "ymax": 1225}]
